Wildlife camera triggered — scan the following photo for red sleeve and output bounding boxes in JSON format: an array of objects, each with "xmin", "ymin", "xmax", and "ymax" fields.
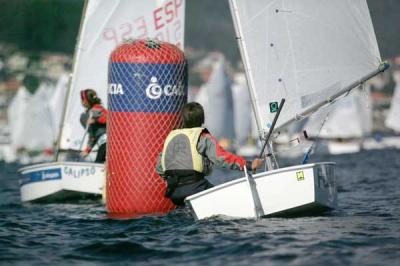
[
  {"xmin": 92, "ymin": 105, "xmax": 107, "ymax": 124},
  {"xmin": 199, "ymin": 132, "xmax": 247, "ymax": 170}
]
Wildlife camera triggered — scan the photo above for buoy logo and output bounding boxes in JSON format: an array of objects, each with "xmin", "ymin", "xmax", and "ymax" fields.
[
  {"xmin": 108, "ymin": 83, "xmax": 124, "ymax": 95},
  {"xmin": 146, "ymin": 77, "xmax": 163, "ymax": 99},
  {"xmin": 146, "ymin": 76, "xmax": 184, "ymax": 100}
]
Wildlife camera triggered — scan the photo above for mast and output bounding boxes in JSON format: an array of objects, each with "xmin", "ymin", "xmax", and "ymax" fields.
[{"xmin": 55, "ymin": 0, "xmax": 89, "ymax": 161}]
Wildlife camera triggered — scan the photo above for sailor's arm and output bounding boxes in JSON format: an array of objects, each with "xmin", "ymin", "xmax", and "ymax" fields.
[
  {"xmin": 82, "ymin": 132, "xmax": 96, "ymax": 154},
  {"xmin": 197, "ymin": 132, "xmax": 259, "ymax": 171},
  {"xmin": 89, "ymin": 105, "xmax": 107, "ymax": 124}
]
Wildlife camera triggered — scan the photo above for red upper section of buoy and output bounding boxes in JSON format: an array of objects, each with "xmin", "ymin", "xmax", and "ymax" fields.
[{"xmin": 110, "ymin": 39, "xmax": 185, "ymax": 64}]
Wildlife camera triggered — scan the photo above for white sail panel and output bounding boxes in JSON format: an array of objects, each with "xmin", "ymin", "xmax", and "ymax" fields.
[
  {"xmin": 49, "ymin": 74, "xmax": 69, "ymax": 140},
  {"xmin": 385, "ymin": 71, "xmax": 400, "ymax": 132},
  {"xmin": 195, "ymin": 55, "xmax": 235, "ymax": 140},
  {"xmin": 7, "ymin": 87, "xmax": 32, "ymax": 149},
  {"xmin": 21, "ymin": 84, "xmax": 55, "ymax": 150},
  {"xmin": 353, "ymin": 87, "xmax": 373, "ymax": 136},
  {"xmin": 60, "ymin": 0, "xmax": 186, "ymax": 150},
  {"xmin": 304, "ymin": 89, "xmax": 372, "ymax": 139},
  {"xmin": 232, "ymin": 73, "xmax": 252, "ymax": 146},
  {"xmin": 230, "ymin": 0, "xmax": 381, "ymax": 133}
]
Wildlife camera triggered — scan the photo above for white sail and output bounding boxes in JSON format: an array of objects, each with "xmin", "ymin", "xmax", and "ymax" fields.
[
  {"xmin": 385, "ymin": 71, "xmax": 400, "ymax": 132},
  {"xmin": 232, "ymin": 72, "xmax": 252, "ymax": 146},
  {"xmin": 195, "ymin": 54, "xmax": 235, "ymax": 140},
  {"xmin": 60, "ymin": 0, "xmax": 186, "ymax": 150},
  {"xmin": 354, "ymin": 87, "xmax": 373, "ymax": 136},
  {"xmin": 7, "ymin": 87, "xmax": 32, "ymax": 149},
  {"xmin": 49, "ymin": 74, "xmax": 70, "ymax": 140},
  {"xmin": 305, "ymin": 89, "xmax": 372, "ymax": 139},
  {"xmin": 21, "ymin": 84, "xmax": 55, "ymax": 150},
  {"xmin": 229, "ymin": 0, "xmax": 381, "ymax": 135}
]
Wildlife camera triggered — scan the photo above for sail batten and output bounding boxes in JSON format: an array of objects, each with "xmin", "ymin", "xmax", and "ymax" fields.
[{"xmin": 229, "ymin": 0, "xmax": 382, "ymax": 135}]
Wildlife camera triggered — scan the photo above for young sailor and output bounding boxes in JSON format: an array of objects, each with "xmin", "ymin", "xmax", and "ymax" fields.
[
  {"xmin": 79, "ymin": 89, "xmax": 107, "ymax": 163},
  {"xmin": 155, "ymin": 102, "xmax": 263, "ymax": 206}
]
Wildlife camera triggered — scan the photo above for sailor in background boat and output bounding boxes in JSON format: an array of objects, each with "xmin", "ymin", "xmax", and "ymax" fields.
[
  {"xmin": 155, "ymin": 102, "xmax": 263, "ymax": 206},
  {"xmin": 79, "ymin": 89, "xmax": 107, "ymax": 163}
]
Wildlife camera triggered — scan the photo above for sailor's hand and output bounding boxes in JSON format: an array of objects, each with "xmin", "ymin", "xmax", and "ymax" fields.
[
  {"xmin": 251, "ymin": 158, "xmax": 263, "ymax": 170},
  {"xmin": 80, "ymin": 150, "xmax": 89, "ymax": 158},
  {"xmin": 87, "ymin": 118, "xmax": 95, "ymax": 125}
]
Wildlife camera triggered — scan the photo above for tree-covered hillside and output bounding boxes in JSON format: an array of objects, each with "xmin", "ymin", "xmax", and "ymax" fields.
[{"xmin": 0, "ymin": 0, "xmax": 398, "ymax": 61}]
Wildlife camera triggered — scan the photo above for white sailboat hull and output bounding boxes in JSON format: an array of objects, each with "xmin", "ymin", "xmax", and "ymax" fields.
[
  {"xmin": 186, "ymin": 163, "xmax": 337, "ymax": 220},
  {"xmin": 236, "ymin": 144, "xmax": 259, "ymax": 157},
  {"xmin": 328, "ymin": 142, "xmax": 361, "ymax": 154},
  {"xmin": 362, "ymin": 136, "xmax": 400, "ymax": 150},
  {"xmin": 316, "ymin": 140, "xmax": 361, "ymax": 155},
  {"xmin": 19, "ymin": 162, "xmax": 105, "ymax": 202}
]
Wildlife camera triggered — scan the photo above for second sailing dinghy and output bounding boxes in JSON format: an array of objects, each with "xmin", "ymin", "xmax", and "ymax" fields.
[
  {"xmin": 186, "ymin": 0, "xmax": 388, "ymax": 219},
  {"xmin": 19, "ymin": 0, "xmax": 186, "ymax": 202}
]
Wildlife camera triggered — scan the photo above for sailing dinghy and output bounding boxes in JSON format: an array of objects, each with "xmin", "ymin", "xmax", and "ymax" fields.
[
  {"xmin": 19, "ymin": 0, "xmax": 186, "ymax": 202},
  {"xmin": 186, "ymin": 0, "xmax": 388, "ymax": 219}
]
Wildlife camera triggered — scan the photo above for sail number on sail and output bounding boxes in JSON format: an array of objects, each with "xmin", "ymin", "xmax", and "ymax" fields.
[{"xmin": 102, "ymin": 0, "xmax": 184, "ymax": 48}]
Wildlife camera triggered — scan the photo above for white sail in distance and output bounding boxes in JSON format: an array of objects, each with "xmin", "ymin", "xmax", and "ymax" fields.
[
  {"xmin": 229, "ymin": 0, "xmax": 382, "ymax": 136},
  {"xmin": 304, "ymin": 89, "xmax": 372, "ymax": 139},
  {"xmin": 385, "ymin": 70, "xmax": 400, "ymax": 132},
  {"xmin": 49, "ymin": 74, "xmax": 70, "ymax": 140},
  {"xmin": 7, "ymin": 87, "xmax": 32, "ymax": 150},
  {"xmin": 232, "ymin": 72, "xmax": 252, "ymax": 146},
  {"xmin": 195, "ymin": 54, "xmax": 235, "ymax": 141},
  {"xmin": 21, "ymin": 84, "xmax": 55, "ymax": 150},
  {"xmin": 59, "ymin": 0, "xmax": 186, "ymax": 151}
]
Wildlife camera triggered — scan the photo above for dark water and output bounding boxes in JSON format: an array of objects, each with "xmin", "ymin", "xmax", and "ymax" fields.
[{"xmin": 1, "ymin": 149, "xmax": 399, "ymax": 265}]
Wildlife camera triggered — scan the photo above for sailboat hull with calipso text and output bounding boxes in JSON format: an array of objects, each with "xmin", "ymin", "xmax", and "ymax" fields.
[
  {"xmin": 19, "ymin": 162, "xmax": 104, "ymax": 202},
  {"xmin": 186, "ymin": 0, "xmax": 388, "ymax": 219}
]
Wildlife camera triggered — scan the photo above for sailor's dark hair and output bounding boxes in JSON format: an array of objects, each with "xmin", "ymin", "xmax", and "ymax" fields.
[
  {"xmin": 80, "ymin": 88, "xmax": 101, "ymax": 106},
  {"xmin": 182, "ymin": 102, "xmax": 204, "ymax": 128}
]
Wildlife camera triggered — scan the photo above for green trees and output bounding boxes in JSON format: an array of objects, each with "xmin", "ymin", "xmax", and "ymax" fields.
[
  {"xmin": 0, "ymin": 0, "xmax": 83, "ymax": 54},
  {"xmin": 0, "ymin": 0, "xmax": 398, "ymax": 60}
]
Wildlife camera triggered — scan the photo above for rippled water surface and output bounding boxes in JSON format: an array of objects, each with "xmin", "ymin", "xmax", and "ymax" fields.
[{"xmin": 1, "ymin": 149, "xmax": 399, "ymax": 265}]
